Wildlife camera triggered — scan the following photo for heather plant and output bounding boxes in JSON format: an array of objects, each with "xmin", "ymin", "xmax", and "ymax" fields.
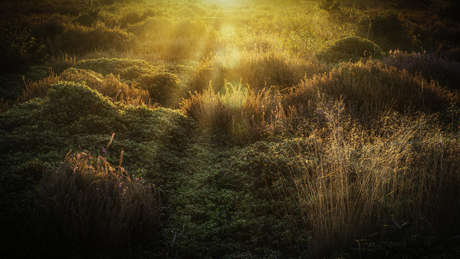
[
  {"xmin": 30, "ymin": 150, "xmax": 161, "ymax": 257},
  {"xmin": 316, "ymin": 35, "xmax": 386, "ymax": 64},
  {"xmin": 356, "ymin": 10, "xmax": 419, "ymax": 52},
  {"xmin": 383, "ymin": 50, "xmax": 460, "ymax": 90}
]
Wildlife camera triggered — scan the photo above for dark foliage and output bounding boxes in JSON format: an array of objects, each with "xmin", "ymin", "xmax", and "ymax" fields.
[
  {"xmin": 30, "ymin": 151, "xmax": 161, "ymax": 257},
  {"xmin": 356, "ymin": 10, "xmax": 419, "ymax": 52}
]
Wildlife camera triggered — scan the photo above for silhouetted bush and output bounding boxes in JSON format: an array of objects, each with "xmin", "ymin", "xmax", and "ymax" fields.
[
  {"xmin": 356, "ymin": 10, "xmax": 418, "ymax": 51},
  {"xmin": 316, "ymin": 35, "xmax": 386, "ymax": 63}
]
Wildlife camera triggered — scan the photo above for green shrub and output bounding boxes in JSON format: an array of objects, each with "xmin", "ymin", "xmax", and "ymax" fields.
[
  {"xmin": 140, "ymin": 72, "xmax": 181, "ymax": 108},
  {"xmin": 30, "ymin": 151, "xmax": 161, "ymax": 257},
  {"xmin": 356, "ymin": 10, "xmax": 418, "ymax": 52},
  {"xmin": 316, "ymin": 35, "xmax": 386, "ymax": 63},
  {"xmin": 42, "ymin": 81, "xmax": 121, "ymax": 133}
]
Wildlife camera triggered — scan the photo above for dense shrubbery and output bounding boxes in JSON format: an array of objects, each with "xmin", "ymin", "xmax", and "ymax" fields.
[{"xmin": 316, "ymin": 35, "xmax": 386, "ymax": 63}]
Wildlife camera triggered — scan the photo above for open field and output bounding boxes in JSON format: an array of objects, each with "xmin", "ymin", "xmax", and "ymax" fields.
[{"xmin": 1, "ymin": 0, "xmax": 460, "ymax": 258}]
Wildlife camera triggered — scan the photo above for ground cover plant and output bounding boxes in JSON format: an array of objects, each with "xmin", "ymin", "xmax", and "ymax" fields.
[{"xmin": 1, "ymin": 0, "xmax": 460, "ymax": 258}]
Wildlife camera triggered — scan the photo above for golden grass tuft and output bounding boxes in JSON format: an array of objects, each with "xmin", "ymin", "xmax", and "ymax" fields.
[{"xmin": 276, "ymin": 99, "xmax": 460, "ymax": 258}]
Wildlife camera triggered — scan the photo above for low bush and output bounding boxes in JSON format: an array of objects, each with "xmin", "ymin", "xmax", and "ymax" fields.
[
  {"xmin": 316, "ymin": 35, "xmax": 386, "ymax": 63},
  {"xmin": 317, "ymin": 0, "xmax": 343, "ymax": 13},
  {"xmin": 356, "ymin": 10, "xmax": 418, "ymax": 52},
  {"xmin": 140, "ymin": 72, "xmax": 181, "ymax": 108},
  {"xmin": 283, "ymin": 60, "xmax": 459, "ymax": 125},
  {"xmin": 75, "ymin": 58, "xmax": 182, "ymax": 107},
  {"xmin": 383, "ymin": 50, "xmax": 460, "ymax": 90},
  {"xmin": 30, "ymin": 151, "xmax": 161, "ymax": 257},
  {"xmin": 51, "ymin": 23, "xmax": 132, "ymax": 55}
]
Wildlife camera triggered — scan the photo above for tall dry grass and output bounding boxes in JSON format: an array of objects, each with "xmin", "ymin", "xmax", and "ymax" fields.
[{"xmin": 276, "ymin": 98, "xmax": 460, "ymax": 258}]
